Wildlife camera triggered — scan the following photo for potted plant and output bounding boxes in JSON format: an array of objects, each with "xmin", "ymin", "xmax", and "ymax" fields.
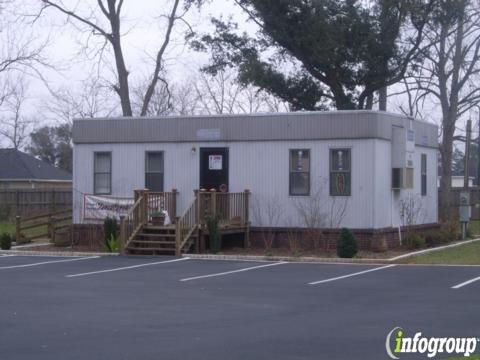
[{"xmin": 151, "ymin": 210, "xmax": 166, "ymax": 226}]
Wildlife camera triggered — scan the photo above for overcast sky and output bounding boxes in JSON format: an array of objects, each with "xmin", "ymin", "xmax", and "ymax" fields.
[{"xmin": 1, "ymin": 0, "xmax": 478, "ymax": 149}]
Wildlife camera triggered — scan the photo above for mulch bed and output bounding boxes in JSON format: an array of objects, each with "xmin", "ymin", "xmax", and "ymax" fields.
[{"xmin": 220, "ymin": 247, "xmax": 408, "ymax": 259}]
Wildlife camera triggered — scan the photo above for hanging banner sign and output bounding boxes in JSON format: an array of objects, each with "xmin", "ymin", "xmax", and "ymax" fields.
[{"xmin": 83, "ymin": 194, "xmax": 133, "ymax": 220}]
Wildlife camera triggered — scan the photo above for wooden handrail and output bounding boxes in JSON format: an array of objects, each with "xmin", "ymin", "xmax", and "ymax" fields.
[
  {"xmin": 120, "ymin": 193, "xmax": 148, "ymax": 252},
  {"xmin": 175, "ymin": 196, "xmax": 198, "ymax": 256}
]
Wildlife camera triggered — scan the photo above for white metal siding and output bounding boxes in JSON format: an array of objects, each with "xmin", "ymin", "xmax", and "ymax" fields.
[{"xmin": 73, "ymin": 138, "xmax": 437, "ymax": 229}]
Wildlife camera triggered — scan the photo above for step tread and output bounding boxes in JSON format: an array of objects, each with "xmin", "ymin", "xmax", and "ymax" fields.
[
  {"xmin": 126, "ymin": 247, "xmax": 176, "ymax": 252},
  {"xmin": 131, "ymin": 240, "xmax": 175, "ymax": 245},
  {"xmin": 137, "ymin": 233, "xmax": 176, "ymax": 238}
]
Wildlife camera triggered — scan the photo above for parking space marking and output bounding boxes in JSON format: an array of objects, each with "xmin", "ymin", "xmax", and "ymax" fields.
[
  {"xmin": 0, "ymin": 256, "xmax": 99, "ymax": 270},
  {"xmin": 66, "ymin": 257, "xmax": 189, "ymax": 278},
  {"xmin": 451, "ymin": 274, "xmax": 480, "ymax": 289},
  {"xmin": 308, "ymin": 264, "xmax": 397, "ymax": 285},
  {"xmin": 180, "ymin": 261, "xmax": 287, "ymax": 282}
]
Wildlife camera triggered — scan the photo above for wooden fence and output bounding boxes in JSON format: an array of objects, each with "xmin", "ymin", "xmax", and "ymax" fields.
[{"xmin": 0, "ymin": 189, "xmax": 72, "ymax": 220}]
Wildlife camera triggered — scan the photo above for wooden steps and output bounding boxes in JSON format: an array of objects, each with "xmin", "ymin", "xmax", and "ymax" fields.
[{"xmin": 125, "ymin": 224, "xmax": 194, "ymax": 256}]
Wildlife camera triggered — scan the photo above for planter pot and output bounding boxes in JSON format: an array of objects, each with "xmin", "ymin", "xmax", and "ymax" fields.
[{"xmin": 151, "ymin": 215, "xmax": 165, "ymax": 226}]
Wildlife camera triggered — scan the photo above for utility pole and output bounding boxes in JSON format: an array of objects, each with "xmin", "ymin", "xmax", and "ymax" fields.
[
  {"xmin": 461, "ymin": 119, "xmax": 472, "ymax": 239},
  {"xmin": 464, "ymin": 119, "xmax": 472, "ymax": 190},
  {"xmin": 477, "ymin": 106, "xmax": 480, "ymax": 187}
]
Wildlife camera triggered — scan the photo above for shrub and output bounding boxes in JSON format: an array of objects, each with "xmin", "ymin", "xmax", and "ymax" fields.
[
  {"xmin": 103, "ymin": 217, "xmax": 118, "ymax": 251},
  {"xmin": 404, "ymin": 232, "xmax": 426, "ymax": 249},
  {"xmin": 0, "ymin": 233, "xmax": 12, "ymax": 250},
  {"xmin": 441, "ymin": 219, "xmax": 460, "ymax": 241},
  {"xmin": 206, "ymin": 215, "xmax": 222, "ymax": 254},
  {"xmin": 107, "ymin": 234, "xmax": 120, "ymax": 253},
  {"xmin": 336, "ymin": 228, "xmax": 358, "ymax": 258}
]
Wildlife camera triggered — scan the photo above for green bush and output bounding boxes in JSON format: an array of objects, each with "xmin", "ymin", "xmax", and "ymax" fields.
[
  {"xmin": 107, "ymin": 234, "xmax": 120, "ymax": 253},
  {"xmin": 423, "ymin": 230, "xmax": 449, "ymax": 247},
  {"xmin": 336, "ymin": 228, "xmax": 358, "ymax": 258},
  {"xmin": 0, "ymin": 233, "xmax": 12, "ymax": 250},
  {"xmin": 404, "ymin": 232, "xmax": 426, "ymax": 249},
  {"xmin": 206, "ymin": 215, "xmax": 222, "ymax": 254},
  {"xmin": 103, "ymin": 217, "xmax": 118, "ymax": 251}
]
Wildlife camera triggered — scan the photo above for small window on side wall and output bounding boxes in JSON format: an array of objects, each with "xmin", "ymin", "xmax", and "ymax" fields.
[
  {"xmin": 94, "ymin": 152, "xmax": 111, "ymax": 195},
  {"xmin": 330, "ymin": 148, "xmax": 351, "ymax": 196},
  {"xmin": 145, "ymin": 152, "xmax": 164, "ymax": 192},
  {"xmin": 421, "ymin": 154, "xmax": 427, "ymax": 196},
  {"xmin": 289, "ymin": 149, "xmax": 310, "ymax": 196}
]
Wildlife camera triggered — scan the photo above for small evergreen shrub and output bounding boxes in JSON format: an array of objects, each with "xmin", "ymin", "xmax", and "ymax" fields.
[
  {"xmin": 0, "ymin": 233, "xmax": 12, "ymax": 250},
  {"xmin": 336, "ymin": 228, "xmax": 358, "ymax": 258},
  {"xmin": 206, "ymin": 215, "xmax": 222, "ymax": 254},
  {"xmin": 103, "ymin": 217, "xmax": 118, "ymax": 251}
]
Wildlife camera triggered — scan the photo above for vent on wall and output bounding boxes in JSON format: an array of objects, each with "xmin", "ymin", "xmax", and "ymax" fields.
[{"xmin": 392, "ymin": 167, "xmax": 414, "ymax": 190}]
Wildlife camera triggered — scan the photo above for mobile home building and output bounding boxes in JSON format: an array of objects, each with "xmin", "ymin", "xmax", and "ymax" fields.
[{"xmin": 72, "ymin": 111, "xmax": 438, "ymax": 237}]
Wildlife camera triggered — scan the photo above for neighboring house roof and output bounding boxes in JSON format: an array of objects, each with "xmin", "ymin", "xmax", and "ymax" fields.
[
  {"xmin": 72, "ymin": 110, "xmax": 438, "ymax": 149},
  {"xmin": 0, "ymin": 148, "xmax": 72, "ymax": 181}
]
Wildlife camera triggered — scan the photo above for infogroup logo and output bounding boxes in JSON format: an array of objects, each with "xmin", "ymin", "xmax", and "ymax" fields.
[{"xmin": 385, "ymin": 327, "xmax": 479, "ymax": 359}]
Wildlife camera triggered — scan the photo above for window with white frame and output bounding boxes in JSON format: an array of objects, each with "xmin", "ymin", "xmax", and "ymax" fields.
[
  {"xmin": 94, "ymin": 152, "xmax": 111, "ymax": 195},
  {"xmin": 289, "ymin": 149, "xmax": 310, "ymax": 196},
  {"xmin": 330, "ymin": 148, "xmax": 351, "ymax": 196},
  {"xmin": 145, "ymin": 151, "xmax": 164, "ymax": 192}
]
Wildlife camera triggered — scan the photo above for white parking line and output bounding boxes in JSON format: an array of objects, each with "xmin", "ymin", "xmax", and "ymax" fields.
[
  {"xmin": 66, "ymin": 257, "xmax": 189, "ymax": 278},
  {"xmin": 308, "ymin": 264, "xmax": 397, "ymax": 285},
  {"xmin": 180, "ymin": 261, "xmax": 287, "ymax": 282},
  {"xmin": 452, "ymin": 275, "xmax": 480, "ymax": 289},
  {"xmin": 0, "ymin": 256, "xmax": 99, "ymax": 270}
]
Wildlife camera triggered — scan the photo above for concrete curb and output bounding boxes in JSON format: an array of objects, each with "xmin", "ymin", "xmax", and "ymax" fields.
[
  {"xmin": 185, "ymin": 238, "xmax": 480, "ymax": 264},
  {"xmin": 184, "ymin": 253, "xmax": 391, "ymax": 264},
  {"xmin": 0, "ymin": 249, "xmax": 117, "ymax": 257}
]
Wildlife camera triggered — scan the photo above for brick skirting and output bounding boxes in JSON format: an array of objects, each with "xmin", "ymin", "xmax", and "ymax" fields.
[{"xmin": 249, "ymin": 224, "xmax": 441, "ymax": 251}]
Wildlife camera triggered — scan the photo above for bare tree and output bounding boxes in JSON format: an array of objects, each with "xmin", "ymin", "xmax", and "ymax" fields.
[
  {"xmin": 194, "ymin": 69, "xmax": 291, "ymax": 115},
  {"xmin": 295, "ymin": 178, "xmax": 349, "ymax": 251},
  {"xmin": 399, "ymin": 0, "xmax": 480, "ymax": 220},
  {"xmin": 36, "ymin": 0, "xmax": 202, "ymax": 117},
  {"xmin": 44, "ymin": 76, "xmax": 118, "ymax": 123},
  {"xmin": 0, "ymin": 3, "xmax": 50, "ymax": 100},
  {"xmin": 252, "ymin": 194, "xmax": 284, "ymax": 250},
  {"xmin": 0, "ymin": 78, "xmax": 32, "ymax": 149},
  {"xmin": 399, "ymin": 193, "xmax": 425, "ymax": 229},
  {"xmin": 132, "ymin": 76, "xmax": 173, "ymax": 116}
]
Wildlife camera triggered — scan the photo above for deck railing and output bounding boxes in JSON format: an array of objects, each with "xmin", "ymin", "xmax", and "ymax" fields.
[
  {"xmin": 147, "ymin": 190, "xmax": 178, "ymax": 221},
  {"xmin": 119, "ymin": 191, "xmax": 147, "ymax": 251},
  {"xmin": 121, "ymin": 189, "xmax": 250, "ymax": 255},
  {"xmin": 196, "ymin": 190, "xmax": 250, "ymax": 226},
  {"xmin": 174, "ymin": 197, "xmax": 198, "ymax": 256}
]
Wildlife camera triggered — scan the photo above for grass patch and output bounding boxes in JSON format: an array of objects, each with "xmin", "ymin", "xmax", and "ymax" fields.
[
  {"xmin": 0, "ymin": 222, "xmax": 14, "ymax": 236},
  {"xmin": 402, "ymin": 240, "xmax": 480, "ymax": 265},
  {"xmin": 469, "ymin": 220, "xmax": 480, "ymax": 236}
]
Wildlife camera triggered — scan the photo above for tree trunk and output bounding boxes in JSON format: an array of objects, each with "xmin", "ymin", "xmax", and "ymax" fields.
[
  {"xmin": 439, "ymin": 123, "xmax": 454, "ymax": 222},
  {"xmin": 378, "ymin": 86, "xmax": 387, "ymax": 111}
]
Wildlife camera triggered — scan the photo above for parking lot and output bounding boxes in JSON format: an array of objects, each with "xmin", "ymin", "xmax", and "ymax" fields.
[{"xmin": 0, "ymin": 254, "xmax": 479, "ymax": 360}]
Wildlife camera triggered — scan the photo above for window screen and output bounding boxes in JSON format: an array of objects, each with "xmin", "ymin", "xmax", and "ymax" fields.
[
  {"xmin": 145, "ymin": 152, "xmax": 164, "ymax": 192},
  {"xmin": 289, "ymin": 149, "xmax": 310, "ymax": 196},
  {"xmin": 330, "ymin": 149, "xmax": 351, "ymax": 196},
  {"xmin": 94, "ymin": 152, "xmax": 111, "ymax": 195}
]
